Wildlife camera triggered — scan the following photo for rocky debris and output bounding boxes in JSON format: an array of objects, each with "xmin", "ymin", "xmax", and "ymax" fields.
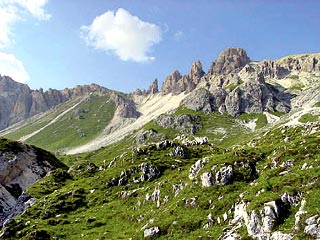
[
  {"xmin": 304, "ymin": 215, "xmax": 320, "ymax": 239},
  {"xmin": 203, "ymin": 213, "xmax": 214, "ymax": 229},
  {"xmin": 281, "ymin": 192, "xmax": 301, "ymax": 206},
  {"xmin": 155, "ymin": 114, "xmax": 202, "ymax": 135},
  {"xmin": 135, "ymin": 129, "xmax": 159, "ymax": 145},
  {"xmin": 68, "ymin": 162, "xmax": 99, "ymax": 176},
  {"xmin": 185, "ymin": 197, "xmax": 197, "ymax": 207},
  {"xmin": 105, "ymin": 167, "xmax": 137, "ymax": 188},
  {"xmin": 189, "ymin": 158, "xmax": 209, "ymax": 180},
  {"xmin": 201, "ymin": 172, "xmax": 213, "ymax": 187},
  {"xmin": 209, "ymin": 48, "xmax": 251, "ymax": 75},
  {"xmin": 146, "ymin": 188, "xmax": 161, "ymax": 208},
  {"xmin": 140, "ymin": 163, "xmax": 161, "ymax": 182},
  {"xmin": 226, "ymin": 196, "xmax": 311, "ymax": 240},
  {"xmin": 105, "ymin": 162, "xmax": 161, "ymax": 187},
  {"xmin": 144, "ymin": 226, "xmax": 160, "ymax": 238},
  {"xmin": 172, "ymin": 183, "xmax": 184, "ymax": 197},
  {"xmin": 180, "ymin": 136, "xmax": 208, "ymax": 146},
  {"xmin": 295, "ymin": 198, "xmax": 307, "ymax": 231},
  {"xmin": 213, "ymin": 165, "xmax": 234, "ymax": 185},
  {"xmin": 167, "ymin": 146, "xmax": 187, "ymax": 157},
  {"xmin": 230, "ymin": 201, "xmax": 284, "ymax": 239}
]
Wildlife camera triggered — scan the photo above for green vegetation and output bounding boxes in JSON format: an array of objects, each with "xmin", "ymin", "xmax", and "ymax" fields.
[
  {"xmin": 224, "ymin": 79, "xmax": 244, "ymax": 91},
  {"xmin": 2, "ymin": 107, "xmax": 318, "ymax": 239},
  {"xmin": 313, "ymin": 102, "xmax": 320, "ymax": 107},
  {"xmin": 4, "ymin": 97, "xmax": 82, "ymax": 141},
  {"xmin": 6, "ymin": 94, "xmax": 116, "ymax": 152},
  {"xmin": 0, "ymin": 138, "xmax": 23, "ymax": 154},
  {"xmin": 298, "ymin": 113, "xmax": 319, "ymax": 123}
]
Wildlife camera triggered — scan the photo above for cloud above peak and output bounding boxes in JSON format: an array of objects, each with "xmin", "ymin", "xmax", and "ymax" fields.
[
  {"xmin": 0, "ymin": 52, "xmax": 29, "ymax": 83},
  {"xmin": 81, "ymin": 8, "xmax": 162, "ymax": 62}
]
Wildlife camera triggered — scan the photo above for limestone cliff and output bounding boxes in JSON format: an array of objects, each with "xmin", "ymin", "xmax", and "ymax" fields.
[{"xmin": 0, "ymin": 138, "xmax": 66, "ymax": 226}]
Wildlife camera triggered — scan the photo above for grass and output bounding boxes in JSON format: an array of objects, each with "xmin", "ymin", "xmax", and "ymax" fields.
[
  {"xmin": 22, "ymin": 94, "xmax": 115, "ymax": 152},
  {"xmin": 4, "ymin": 97, "xmax": 82, "ymax": 140},
  {"xmin": 1, "ymin": 108, "xmax": 319, "ymax": 239},
  {"xmin": 298, "ymin": 113, "xmax": 319, "ymax": 123}
]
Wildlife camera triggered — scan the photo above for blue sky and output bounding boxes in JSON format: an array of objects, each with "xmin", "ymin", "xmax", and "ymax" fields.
[{"xmin": 0, "ymin": 0, "xmax": 319, "ymax": 93}]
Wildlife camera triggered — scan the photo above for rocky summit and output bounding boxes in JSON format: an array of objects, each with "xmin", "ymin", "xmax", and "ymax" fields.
[{"xmin": 0, "ymin": 47, "xmax": 319, "ymax": 239}]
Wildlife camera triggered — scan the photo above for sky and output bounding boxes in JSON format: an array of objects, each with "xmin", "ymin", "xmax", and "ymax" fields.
[{"xmin": 0, "ymin": 0, "xmax": 319, "ymax": 93}]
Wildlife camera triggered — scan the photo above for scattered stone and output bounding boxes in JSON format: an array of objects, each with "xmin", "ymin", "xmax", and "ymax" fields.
[
  {"xmin": 144, "ymin": 226, "xmax": 160, "ymax": 238},
  {"xmin": 201, "ymin": 172, "xmax": 213, "ymax": 187},
  {"xmin": 189, "ymin": 158, "xmax": 209, "ymax": 180},
  {"xmin": 214, "ymin": 165, "xmax": 234, "ymax": 185}
]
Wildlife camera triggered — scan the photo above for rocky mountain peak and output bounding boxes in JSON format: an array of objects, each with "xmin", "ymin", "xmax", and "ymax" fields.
[
  {"xmin": 161, "ymin": 70, "xmax": 182, "ymax": 95},
  {"xmin": 148, "ymin": 79, "xmax": 159, "ymax": 94},
  {"xmin": 190, "ymin": 60, "xmax": 205, "ymax": 83},
  {"xmin": 210, "ymin": 48, "xmax": 251, "ymax": 75}
]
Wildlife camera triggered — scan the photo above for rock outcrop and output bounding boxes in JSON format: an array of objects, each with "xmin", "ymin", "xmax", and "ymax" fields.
[
  {"xmin": 155, "ymin": 114, "xmax": 202, "ymax": 135},
  {"xmin": 0, "ymin": 138, "xmax": 66, "ymax": 226},
  {"xmin": 161, "ymin": 61, "xmax": 205, "ymax": 95},
  {"xmin": 209, "ymin": 48, "xmax": 251, "ymax": 75}
]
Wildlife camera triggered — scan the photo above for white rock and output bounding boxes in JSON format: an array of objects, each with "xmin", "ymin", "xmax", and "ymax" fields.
[{"xmin": 143, "ymin": 226, "xmax": 160, "ymax": 238}]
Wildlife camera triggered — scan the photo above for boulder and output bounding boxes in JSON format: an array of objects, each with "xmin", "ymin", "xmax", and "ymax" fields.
[
  {"xmin": 214, "ymin": 165, "xmax": 234, "ymax": 185},
  {"xmin": 144, "ymin": 226, "xmax": 160, "ymax": 238}
]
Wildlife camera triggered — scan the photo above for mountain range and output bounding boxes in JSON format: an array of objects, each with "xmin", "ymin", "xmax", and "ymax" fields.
[{"xmin": 0, "ymin": 48, "xmax": 319, "ymax": 239}]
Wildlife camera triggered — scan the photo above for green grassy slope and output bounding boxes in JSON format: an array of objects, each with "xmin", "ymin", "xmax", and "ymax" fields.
[
  {"xmin": 5, "ymin": 94, "xmax": 116, "ymax": 152},
  {"xmin": 2, "ymin": 110, "xmax": 319, "ymax": 239}
]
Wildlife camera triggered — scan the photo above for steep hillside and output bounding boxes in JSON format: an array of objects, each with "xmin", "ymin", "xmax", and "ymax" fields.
[{"xmin": 1, "ymin": 113, "xmax": 319, "ymax": 239}]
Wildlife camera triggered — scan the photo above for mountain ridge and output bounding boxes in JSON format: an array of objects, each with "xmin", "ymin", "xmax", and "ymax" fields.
[
  {"xmin": 1, "ymin": 47, "xmax": 320, "ymax": 154},
  {"xmin": 0, "ymin": 47, "xmax": 319, "ymax": 239}
]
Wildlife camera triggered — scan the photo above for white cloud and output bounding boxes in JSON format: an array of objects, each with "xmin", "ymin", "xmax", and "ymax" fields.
[
  {"xmin": 81, "ymin": 8, "xmax": 162, "ymax": 62},
  {"xmin": 0, "ymin": 52, "xmax": 30, "ymax": 83},
  {"xmin": 14, "ymin": 0, "xmax": 51, "ymax": 20},
  {"xmin": 0, "ymin": 0, "xmax": 50, "ymax": 47},
  {"xmin": 174, "ymin": 31, "xmax": 184, "ymax": 41},
  {"xmin": 0, "ymin": 5, "xmax": 18, "ymax": 48}
]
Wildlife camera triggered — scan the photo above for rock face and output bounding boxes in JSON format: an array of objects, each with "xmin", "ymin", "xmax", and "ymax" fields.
[
  {"xmin": 0, "ymin": 138, "xmax": 66, "ymax": 226},
  {"xmin": 161, "ymin": 61, "xmax": 205, "ymax": 95},
  {"xmin": 156, "ymin": 114, "xmax": 202, "ymax": 135},
  {"xmin": 148, "ymin": 79, "xmax": 159, "ymax": 94},
  {"xmin": 209, "ymin": 48, "xmax": 251, "ymax": 75},
  {"xmin": 160, "ymin": 49, "xmax": 320, "ymax": 117}
]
